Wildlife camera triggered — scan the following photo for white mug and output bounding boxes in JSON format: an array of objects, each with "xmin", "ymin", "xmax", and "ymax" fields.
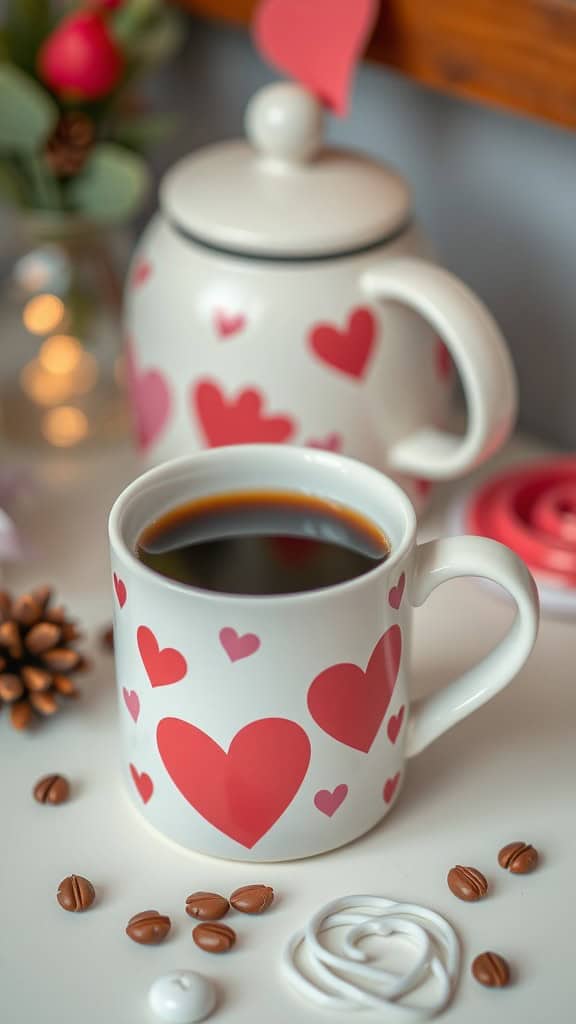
[{"xmin": 109, "ymin": 445, "xmax": 539, "ymax": 862}]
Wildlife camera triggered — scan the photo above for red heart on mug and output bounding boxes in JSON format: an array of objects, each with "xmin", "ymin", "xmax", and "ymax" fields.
[
  {"xmin": 193, "ymin": 380, "xmax": 295, "ymax": 447},
  {"xmin": 130, "ymin": 763, "xmax": 153, "ymax": 804},
  {"xmin": 125, "ymin": 339, "xmax": 171, "ymax": 452},
  {"xmin": 383, "ymin": 772, "xmax": 401, "ymax": 804},
  {"xmin": 309, "ymin": 307, "xmax": 377, "ymax": 379},
  {"xmin": 388, "ymin": 573, "xmax": 405, "ymax": 610},
  {"xmin": 137, "ymin": 626, "xmax": 187, "ymax": 688},
  {"xmin": 214, "ymin": 309, "xmax": 246, "ymax": 338},
  {"xmin": 113, "ymin": 572, "xmax": 127, "ymax": 609},
  {"xmin": 387, "ymin": 705, "xmax": 405, "ymax": 744},
  {"xmin": 157, "ymin": 716, "xmax": 311, "ymax": 849},
  {"xmin": 254, "ymin": 0, "xmax": 379, "ymax": 115},
  {"xmin": 307, "ymin": 626, "xmax": 402, "ymax": 752}
]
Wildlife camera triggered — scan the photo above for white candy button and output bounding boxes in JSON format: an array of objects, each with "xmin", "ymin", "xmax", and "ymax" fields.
[{"xmin": 148, "ymin": 971, "xmax": 216, "ymax": 1023}]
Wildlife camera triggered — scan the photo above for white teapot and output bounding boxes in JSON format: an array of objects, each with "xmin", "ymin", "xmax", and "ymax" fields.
[{"xmin": 125, "ymin": 83, "xmax": 516, "ymax": 508}]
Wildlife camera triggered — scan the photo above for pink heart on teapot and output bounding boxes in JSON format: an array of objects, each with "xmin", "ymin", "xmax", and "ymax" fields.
[
  {"xmin": 193, "ymin": 379, "xmax": 295, "ymax": 447},
  {"xmin": 214, "ymin": 309, "xmax": 246, "ymax": 338},
  {"xmin": 254, "ymin": 0, "xmax": 379, "ymax": 115},
  {"xmin": 309, "ymin": 307, "xmax": 377, "ymax": 380},
  {"xmin": 125, "ymin": 339, "xmax": 171, "ymax": 452}
]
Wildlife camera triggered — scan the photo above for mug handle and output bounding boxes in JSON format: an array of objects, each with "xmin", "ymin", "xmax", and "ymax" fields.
[
  {"xmin": 406, "ymin": 535, "xmax": 539, "ymax": 758},
  {"xmin": 360, "ymin": 258, "xmax": 518, "ymax": 479}
]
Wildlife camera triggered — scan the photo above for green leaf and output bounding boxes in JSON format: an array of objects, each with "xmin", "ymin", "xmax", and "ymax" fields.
[
  {"xmin": 0, "ymin": 160, "xmax": 26, "ymax": 207},
  {"xmin": 3, "ymin": 0, "xmax": 53, "ymax": 73},
  {"xmin": 69, "ymin": 144, "xmax": 151, "ymax": 224},
  {"xmin": 0, "ymin": 65, "xmax": 58, "ymax": 153},
  {"xmin": 110, "ymin": 112, "xmax": 180, "ymax": 151},
  {"xmin": 120, "ymin": 10, "xmax": 184, "ymax": 68}
]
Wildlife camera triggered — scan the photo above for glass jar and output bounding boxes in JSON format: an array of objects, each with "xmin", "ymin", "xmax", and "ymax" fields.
[{"xmin": 0, "ymin": 213, "xmax": 130, "ymax": 451}]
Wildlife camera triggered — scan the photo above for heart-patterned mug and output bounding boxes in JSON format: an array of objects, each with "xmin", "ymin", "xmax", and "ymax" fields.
[{"xmin": 109, "ymin": 445, "xmax": 539, "ymax": 862}]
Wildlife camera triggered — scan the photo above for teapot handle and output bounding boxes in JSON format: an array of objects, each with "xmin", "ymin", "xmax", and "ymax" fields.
[{"xmin": 360, "ymin": 258, "xmax": 517, "ymax": 479}]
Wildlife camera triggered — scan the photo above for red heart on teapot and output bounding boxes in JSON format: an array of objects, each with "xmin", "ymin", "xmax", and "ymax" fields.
[
  {"xmin": 307, "ymin": 626, "xmax": 402, "ymax": 753},
  {"xmin": 193, "ymin": 380, "xmax": 295, "ymax": 447},
  {"xmin": 309, "ymin": 307, "xmax": 377, "ymax": 380},
  {"xmin": 254, "ymin": 0, "xmax": 379, "ymax": 116},
  {"xmin": 157, "ymin": 716, "xmax": 311, "ymax": 848}
]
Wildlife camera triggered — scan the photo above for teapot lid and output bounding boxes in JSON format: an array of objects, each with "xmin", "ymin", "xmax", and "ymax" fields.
[{"xmin": 160, "ymin": 83, "xmax": 411, "ymax": 259}]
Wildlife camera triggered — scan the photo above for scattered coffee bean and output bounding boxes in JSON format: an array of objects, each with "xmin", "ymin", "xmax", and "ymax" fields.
[
  {"xmin": 447, "ymin": 865, "xmax": 488, "ymax": 902},
  {"xmin": 57, "ymin": 874, "xmax": 95, "ymax": 912},
  {"xmin": 229, "ymin": 884, "xmax": 274, "ymax": 914},
  {"xmin": 192, "ymin": 922, "xmax": 236, "ymax": 953},
  {"xmin": 126, "ymin": 910, "xmax": 171, "ymax": 945},
  {"xmin": 498, "ymin": 841, "xmax": 538, "ymax": 874},
  {"xmin": 471, "ymin": 951, "xmax": 511, "ymax": 987},
  {"xmin": 33, "ymin": 773, "xmax": 70, "ymax": 805},
  {"xmin": 185, "ymin": 891, "xmax": 229, "ymax": 921}
]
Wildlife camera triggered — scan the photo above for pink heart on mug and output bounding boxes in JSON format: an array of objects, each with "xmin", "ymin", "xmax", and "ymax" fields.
[
  {"xmin": 383, "ymin": 772, "xmax": 401, "ymax": 804},
  {"xmin": 435, "ymin": 337, "xmax": 453, "ymax": 379},
  {"xmin": 132, "ymin": 260, "xmax": 152, "ymax": 288},
  {"xmin": 137, "ymin": 626, "xmax": 187, "ymax": 688},
  {"xmin": 157, "ymin": 716, "xmax": 311, "ymax": 848},
  {"xmin": 307, "ymin": 625, "xmax": 402, "ymax": 753},
  {"xmin": 314, "ymin": 784, "xmax": 348, "ymax": 817},
  {"xmin": 254, "ymin": 0, "xmax": 379, "ymax": 115},
  {"xmin": 219, "ymin": 627, "xmax": 261, "ymax": 662},
  {"xmin": 309, "ymin": 307, "xmax": 377, "ymax": 379},
  {"xmin": 388, "ymin": 573, "xmax": 405, "ymax": 610},
  {"xmin": 214, "ymin": 309, "xmax": 246, "ymax": 338},
  {"xmin": 193, "ymin": 380, "xmax": 295, "ymax": 447},
  {"xmin": 387, "ymin": 705, "xmax": 405, "ymax": 744},
  {"xmin": 130, "ymin": 763, "xmax": 153, "ymax": 804},
  {"xmin": 113, "ymin": 572, "xmax": 127, "ymax": 608},
  {"xmin": 125, "ymin": 339, "xmax": 171, "ymax": 452},
  {"xmin": 122, "ymin": 688, "xmax": 140, "ymax": 723}
]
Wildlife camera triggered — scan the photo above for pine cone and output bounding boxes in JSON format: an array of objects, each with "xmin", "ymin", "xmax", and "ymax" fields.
[
  {"xmin": 44, "ymin": 112, "xmax": 95, "ymax": 178},
  {"xmin": 0, "ymin": 587, "xmax": 86, "ymax": 730}
]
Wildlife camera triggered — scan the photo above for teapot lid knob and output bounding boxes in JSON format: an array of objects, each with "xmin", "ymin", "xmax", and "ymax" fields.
[{"xmin": 245, "ymin": 82, "xmax": 324, "ymax": 166}]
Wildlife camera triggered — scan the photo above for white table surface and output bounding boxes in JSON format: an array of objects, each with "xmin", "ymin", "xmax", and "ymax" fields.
[{"xmin": 1, "ymin": 440, "xmax": 574, "ymax": 1024}]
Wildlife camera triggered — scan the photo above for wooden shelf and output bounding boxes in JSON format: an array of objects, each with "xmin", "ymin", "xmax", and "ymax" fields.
[{"xmin": 177, "ymin": 0, "xmax": 576, "ymax": 131}]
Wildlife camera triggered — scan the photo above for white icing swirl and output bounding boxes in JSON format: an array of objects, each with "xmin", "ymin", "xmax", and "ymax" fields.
[{"xmin": 283, "ymin": 895, "xmax": 460, "ymax": 1019}]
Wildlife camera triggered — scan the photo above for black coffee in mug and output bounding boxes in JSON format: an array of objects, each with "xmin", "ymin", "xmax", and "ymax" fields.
[{"xmin": 136, "ymin": 490, "xmax": 390, "ymax": 595}]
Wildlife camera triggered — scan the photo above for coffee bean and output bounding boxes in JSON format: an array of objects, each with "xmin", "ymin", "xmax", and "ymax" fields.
[
  {"xmin": 498, "ymin": 841, "xmax": 538, "ymax": 874},
  {"xmin": 471, "ymin": 951, "xmax": 510, "ymax": 987},
  {"xmin": 33, "ymin": 773, "xmax": 70, "ymax": 805},
  {"xmin": 185, "ymin": 891, "xmax": 229, "ymax": 921},
  {"xmin": 192, "ymin": 922, "xmax": 236, "ymax": 953},
  {"xmin": 229, "ymin": 884, "xmax": 274, "ymax": 914},
  {"xmin": 57, "ymin": 874, "xmax": 95, "ymax": 912},
  {"xmin": 126, "ymin": 910, "xmax": 171, "ymax": 945},
  {"xmin": 447, "ymin": 865, "xmax": 488, "ymax": 902}
]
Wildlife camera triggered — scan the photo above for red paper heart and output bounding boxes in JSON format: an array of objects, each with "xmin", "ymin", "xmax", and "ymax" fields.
[
  {"xmin": 123, "ymin": 687, "xmax": 140, "ymax": 723},
  {"xmin": 254, "ymin": 0, "xmax": 379, "ymax": 116},
  {"xmin": 307, "ymin": 433, "xmax": 343, "ymax": 453},
  {"xmin": 383, "ymin": 772, "xmax": 401, "ymax": 804},
  {"xmin": 387, "ymin": 705, "xmax": 405, "ymax": 744},
  {"xmin": 157, "ymin": 716, "xmax": 311, "ymax": 849},
  {"xmin": 388, "ymin": 573, "xmax": 405, "ymax": 610},
  {"xmin": 113, "ymin": 572, "xmax": 127, "ymax": 608},
  {"xmin": 130, "ymin": 763, "xmax": 153, "ymax": 804},
  {"xmin": 132, "ymin": 260, "xmax": 152, "ymax": 288},
  {"xmin": 214, "ymin": 309, "xmax": 246, "ymax": 338},
  {"xmin": 309, "ymin": 307, "xmax": 377, "ymax": 379},
  {"xmin": 125, "ymin": 339, "xmax": 171, "ymax": 452},
  {"xmin": 137, "ymin": 626, "xmax": 187, "ymax": 688},
  {"xmin": 307, "ymin": 625, "xmax": 402, "ymax": 753},
  {"xmin": 193, "ymin": 380, "xmax": 295, "ymax": 447},
  {"xmin": 314, "ymin": 783, "xmax": 348, "ymax": 817},
  {"xmin": 219, "ymin": 627, "xmax": 261, "ymax": 662}
]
